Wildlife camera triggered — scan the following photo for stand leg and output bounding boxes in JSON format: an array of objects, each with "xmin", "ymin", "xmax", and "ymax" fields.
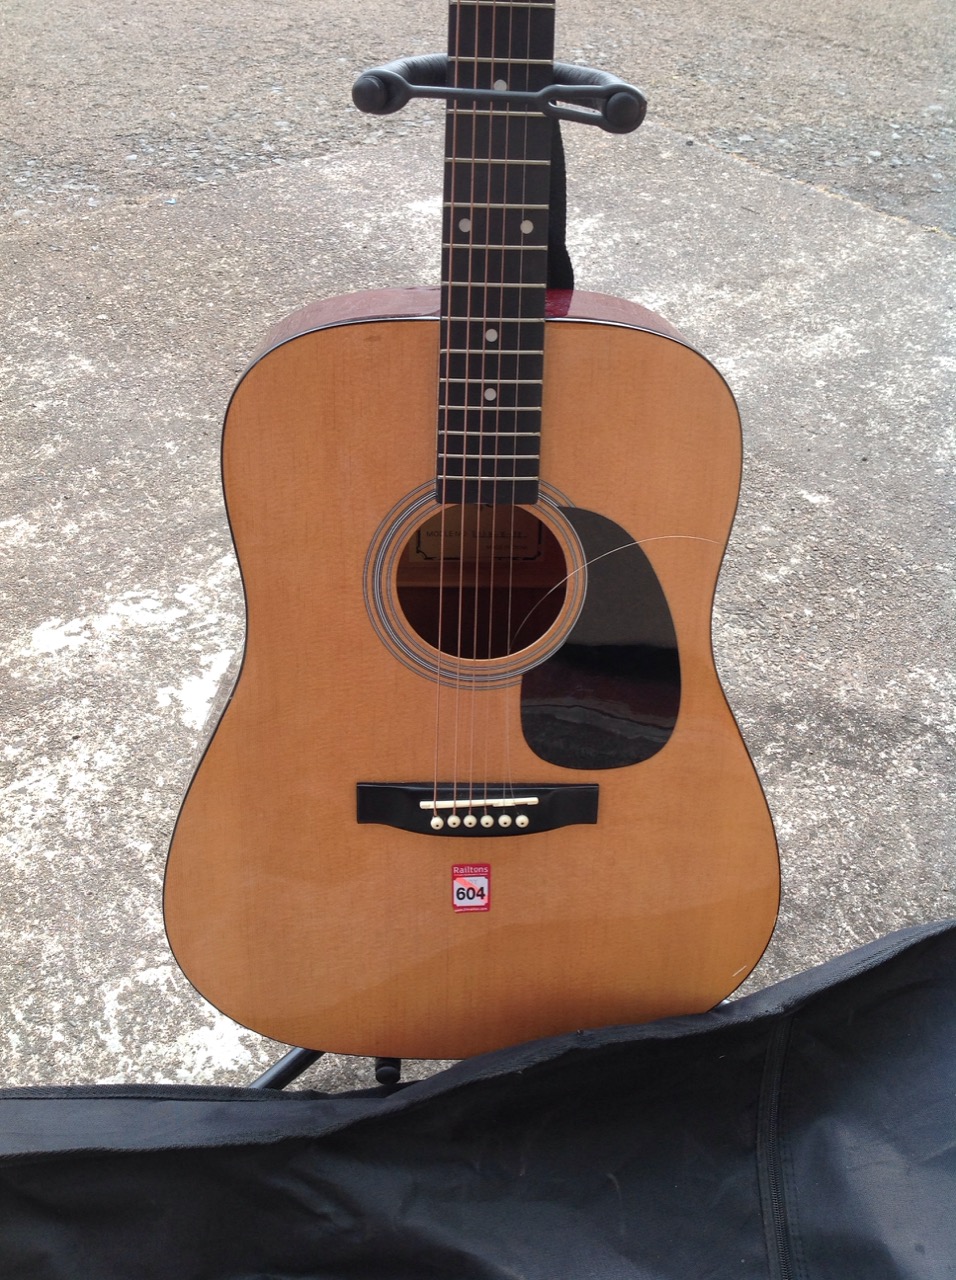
[
  {"xmin": 250, "ymin": 1047, "xmax": 324, "ymax": 1090},
  {"xmin": 375, "ymin": 1057, "xmax": 402, "ymax": 1085}
]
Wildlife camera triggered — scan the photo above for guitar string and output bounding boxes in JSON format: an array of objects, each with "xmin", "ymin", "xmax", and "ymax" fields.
[
  {"xmin": 450, "ymin": 0, "xmax": 485, "ymax": 815},
  {"xmin": 498, "ymin": 0, "xmax": 545, "ymax": 805},
  {"xmin": 464, "ymin": 0, "xmax": 503, "ymax": 815},
  {"xmin": 476, "ymin": 0, "xmax": 533, "ymax": 811},
  {"xmin": 432, "ymin": 0, "xmax": 467, "ymax": 817},
  {"xmin": 470, "ymin": 0, "xmax": 549, "ymax": 813},
  {"xmin": 501, "ymin": 0, "xmax": 540, "ymax": 803},
  {"xmin": 491, "ymin": 0, "xmax": 520, "ymax": 806},
  {"xmin": 458, "ymin": 0, "xmax": 483, "ymax": 813},
  {"xmin": 458, "ymin": 0, "xmax": 486, "ymax": 813},
  {"xmin": 473, "ymin": 0, "xmax": 510, "ymax": 809}
]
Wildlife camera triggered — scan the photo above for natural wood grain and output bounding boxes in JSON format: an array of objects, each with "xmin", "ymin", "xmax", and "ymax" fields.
[{"xmin": 164, "ymin": 290, "xmax": 779, "ymax": 1059}]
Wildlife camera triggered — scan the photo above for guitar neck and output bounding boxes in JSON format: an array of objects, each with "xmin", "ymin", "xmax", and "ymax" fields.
[{"xmin": 437, "ymin": 0, "xmax": 557, "ymax": 506}]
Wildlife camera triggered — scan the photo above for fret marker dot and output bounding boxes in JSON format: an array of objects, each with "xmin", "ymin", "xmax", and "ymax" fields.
[
  {"xmin": 484, "ymin": 388, "xmax": 497, "ymax": 401},
  {"xmin": 494, "ymin": 79, "xmax": 508, "ymax": 91},
  {"xmin": 520, "ymin": 219, "xmax": 534, "ymax": 234},
  {"xmin": 485, "ymin": 328, "xmax": 498, "ymax": 343},
  {"xmin": 458, "ymin": 217, "xmax": 471, "ymax": 232}
]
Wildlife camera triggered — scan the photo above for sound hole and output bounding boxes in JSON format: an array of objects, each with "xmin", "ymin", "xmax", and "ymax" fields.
[{"xmin": 396, "ymin": 505, "xmax": 568, "ymax": 659}]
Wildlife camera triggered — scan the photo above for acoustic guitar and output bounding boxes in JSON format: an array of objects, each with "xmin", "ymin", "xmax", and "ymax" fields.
[{"xmin": 164, "ymin": 0, "xmax": 779, "ymax": 1059}]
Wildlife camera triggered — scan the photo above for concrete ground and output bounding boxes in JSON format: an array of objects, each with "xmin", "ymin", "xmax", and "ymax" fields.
[{"xmin": 1, "ymin": 1, "xmax": 953, "ymax": 1091}]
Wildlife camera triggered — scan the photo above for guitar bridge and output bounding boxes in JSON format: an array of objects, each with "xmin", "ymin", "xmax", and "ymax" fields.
[{"xmin": 356, "ymin": 783, "xmax": 598, "ymax": 836}]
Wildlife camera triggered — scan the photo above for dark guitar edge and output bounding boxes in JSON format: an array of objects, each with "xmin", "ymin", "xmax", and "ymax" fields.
[{"xmin": 245, "ymin": 286, "xmax": 686, "ymax": 373}]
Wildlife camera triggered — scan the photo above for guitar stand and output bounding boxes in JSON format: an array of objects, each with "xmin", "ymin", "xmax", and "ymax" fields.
[
  {"xmin": 352, "ymin": 54, "xmax": 646, "ymax": 134},
  {"xmin": 251, "ymin": 1048, "xmax": 403, "ymax": 1090}
]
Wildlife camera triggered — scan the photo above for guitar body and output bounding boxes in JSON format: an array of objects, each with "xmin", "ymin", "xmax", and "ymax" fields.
[{"xmin": 164, "ymin": 287, "xmax": 779, "ymax": 1059}]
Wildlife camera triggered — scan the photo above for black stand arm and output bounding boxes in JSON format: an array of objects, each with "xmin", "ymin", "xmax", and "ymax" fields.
[{"xmin": 352, "ymin": 55, "xmax": 646, "ymax": 134}]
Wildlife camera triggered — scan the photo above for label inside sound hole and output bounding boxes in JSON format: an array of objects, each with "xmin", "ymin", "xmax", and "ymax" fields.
[{"xmin": 452, "ymin": 864, "xmax": 491, "ymax": 913}]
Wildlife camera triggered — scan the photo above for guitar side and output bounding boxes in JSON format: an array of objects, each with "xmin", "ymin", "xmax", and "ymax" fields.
[{"xmin": 163, "ymin": 288, "xmax": 779, "ymax": 1059}]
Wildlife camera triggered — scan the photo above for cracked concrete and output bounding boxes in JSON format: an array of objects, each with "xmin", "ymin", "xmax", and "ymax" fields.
[{"xmin": 1, "ymin": 1, "xmax": 953, "ymax": 1091}]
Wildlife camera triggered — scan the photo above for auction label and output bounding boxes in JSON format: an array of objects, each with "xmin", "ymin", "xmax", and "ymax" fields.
[{"xmin": 452, "ymin": 864, "xmax": 491, "ymax": 912}]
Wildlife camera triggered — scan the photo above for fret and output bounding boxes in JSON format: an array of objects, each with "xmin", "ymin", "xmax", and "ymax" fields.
[
  {"xmin": 442, "ymin": 242, "xmax": 547, "ymax": 251},
  {"xmin": 446, "ymin": 114, "xmax": 550, "ymax": 149},
  {"xmin": 445, "ymin": 291, "xmax": 547, "ymax": 311},
  {"xmin": 440, "ymin": 451, "xmax": 540, "ymax": 463},
  {"xmin": 444, "ymin": 202, "xmax": 549, "ymax": 210},
  {"xmin": 441, "ymin": 404, "xmax": 542, "ymax": 412},
  {"xmin": 442, "ymin": 334, "xmax": 545, "ymax": 375},
  {"xmin": 443, "ymin": 314, "xmax": 545, "ymax": 323},
  {"xmin": 440, "ymin": 460, "xmax": 537, "ymax": 471},
  {"xmin": 447, "ymin": 282, "xmax": 546, "ymax": 292},
  {"xmin": 441, "ymin": 344, "xmax": 545, "ymax": 354},
  {"xmin": 441, "ymin": 351, "xmax": 544, "ymax": 385},
  {"xmin": 447, "ymin": 163, "xmax": 550, "ymax": 208},
  {"xmin": 443, "ymin": 388, "xmax": 542, "ymax": 410},
  {"xmin": 439, "ymin": 429, "xmax": 542, "ymax": 442},
  {"xmin": 441, "ymin": 400, "xmax": 542, "ymax": 410},
  {"xmin": 451, "ymin": 56, "xmax": 554, "ymax": 65},
  {"xmin": 438, "ymin": 479, "xmax": 540, "ymax": 504},
  {"xmin": 444, "ymin": 157, "xmax": 550, "ymax": 167},
  {"xmin": 450, "ymin": 108, "xmax": 540, "ymax": 118},
  {"xmin": 450, "ymin": 10, "xmax": 555, "ymax": 71},
  {"xmin": 440, "ymin": 477, "xmax": 540, "ymax": 486},
  {"xmin": 446, "ymin": 298, "xmax": 544, "ymax": 325},
  {"xmin": 439, "ymin": 437, "xmax": 543, "ymax": 457},
  {"xmin": 440, "ymin": 415, "xmax": 542, "ymax": 441},
  {"xmin": 445, "ymin": 254, "xmax": 550, "ymax": 296},
  {"xmin": 440, "ymin": 462, "xmax": 540, "ymax": 476},
  {"xmin": 440, "ymin": 470, "xmax": 540, "ymax": 484}
]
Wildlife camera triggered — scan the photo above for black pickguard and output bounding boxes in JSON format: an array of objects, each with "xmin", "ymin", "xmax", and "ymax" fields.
[{"xmin": 521, "ymin": 507, "xmax": 681, "ymax": 769}]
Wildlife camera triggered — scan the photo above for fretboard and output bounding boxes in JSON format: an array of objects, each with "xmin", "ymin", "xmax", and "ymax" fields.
[{"xmin": 437, "ymin": 0, "xmax": 556, "ymax": 506}]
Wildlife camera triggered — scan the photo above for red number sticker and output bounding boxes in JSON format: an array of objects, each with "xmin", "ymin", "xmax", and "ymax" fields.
[{"xmin": 452, "ymin": 864, "xmax": 491, "ymax": 912}]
